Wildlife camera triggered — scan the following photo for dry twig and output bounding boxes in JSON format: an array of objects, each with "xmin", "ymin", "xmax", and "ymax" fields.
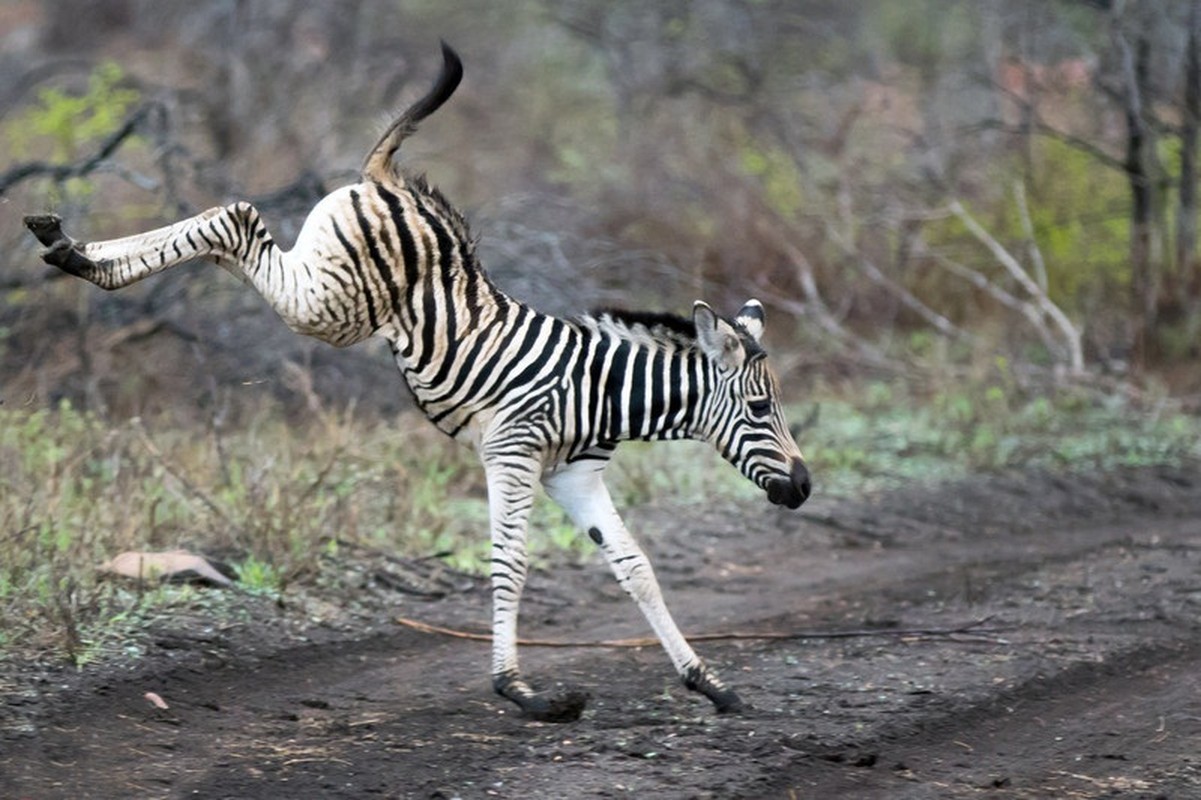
[{"xmin": 394, "ymin": 615, "xmax": 1005, "ymax": 648}]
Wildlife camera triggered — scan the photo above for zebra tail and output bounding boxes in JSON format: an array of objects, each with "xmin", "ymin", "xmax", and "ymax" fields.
[{"xmin": 361, "ymin": 40, "xmax": 464, "ymax": 182}]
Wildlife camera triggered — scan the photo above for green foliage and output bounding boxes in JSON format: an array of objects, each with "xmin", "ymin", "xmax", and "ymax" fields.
[
  {"xmin": 5, "ymin": 61, "xmax": 140, "ymax": 205},
  {"xmin": 918, "ymin": 136, "xmax": 1130, "ymax": 324},
  {"xmin": 8, "ymin": 62, "xmax": 140, "ymax": 161},
  {"xmin": 1023, "ymin": 139, "xmax": 1130, "ymax": 305},
  {"xmin": 736, "ymin": 128, "xmax": 805, "ymax": 219},
  {"xmin": 805, "ymin": 379, "xmax": 1201, "ymax": 496},
  {"xmin": 608, "ymin": 440, "xmax": 755, "ymax": 508},
  {"xmin": 235, "ymin": 555, "xmax": 284, "ymax": 594}
]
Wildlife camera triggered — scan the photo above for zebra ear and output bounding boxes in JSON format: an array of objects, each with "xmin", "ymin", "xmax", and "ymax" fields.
[
  {"xmin": 693, "ymin": 301, "xmax": 746, "ymax": 370},
  {"xmin": 735, "ymin": 299, "xmax": 765, "ymax": 343}
]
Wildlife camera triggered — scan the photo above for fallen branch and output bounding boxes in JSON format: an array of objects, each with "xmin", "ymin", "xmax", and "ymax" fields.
[{"xmin": 394, "ymin": 614, "xmax": 1005, "ymax": 648}]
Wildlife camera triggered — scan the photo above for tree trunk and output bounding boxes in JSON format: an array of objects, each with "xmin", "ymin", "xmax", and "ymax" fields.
[
  {"xmin": 1180, "ymin": 0, "xmax": 1201, "ymax": 342},
  {"xmin": 1117, "ymin": 21, "xmax": 1159, "ymax": 357}
]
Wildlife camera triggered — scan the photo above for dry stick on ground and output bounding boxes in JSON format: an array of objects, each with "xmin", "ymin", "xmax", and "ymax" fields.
[{"xmin": 394, "ymin": 614, "xmax": 1006, "ymax": 648}]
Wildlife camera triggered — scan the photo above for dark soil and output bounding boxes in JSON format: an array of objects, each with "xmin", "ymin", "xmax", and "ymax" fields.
[{"xmin": 3, "ymin": 464, "xmax": 1201, "ymax": 799}]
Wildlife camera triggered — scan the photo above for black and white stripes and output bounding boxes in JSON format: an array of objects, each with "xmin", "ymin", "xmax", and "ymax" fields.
[{"xmin": 26, "ymin": 43, "xmax": 811, "ymax": 721}]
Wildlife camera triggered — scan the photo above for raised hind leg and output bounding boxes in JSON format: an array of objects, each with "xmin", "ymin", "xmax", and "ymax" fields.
[
  {"xmin": 26, "ymin": 189, "xmax": 386, "ymax": 347},
  {"xmin": 25, "ymin": 204, "xmax": 267, "ymax": 290}
]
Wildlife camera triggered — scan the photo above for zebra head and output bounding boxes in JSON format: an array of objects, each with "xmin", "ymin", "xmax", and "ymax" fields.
[{"xmin": 693, "ymin": 300, "xmax": 812, "ymax": 509}]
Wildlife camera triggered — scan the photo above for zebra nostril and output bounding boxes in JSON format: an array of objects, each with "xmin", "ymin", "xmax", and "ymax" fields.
[
  {"xmin": 765, "ymin": 458, "xmax": 811, "ymax": 509},
  {"xmin": 792, "ymin": 459, "xmax": 811, "ymax": 502}
]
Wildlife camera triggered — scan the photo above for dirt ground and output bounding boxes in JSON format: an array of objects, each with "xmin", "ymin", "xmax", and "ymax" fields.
[{"xmin": 3, "ymin": 463, "xmax": 1201, "ymax": 799}]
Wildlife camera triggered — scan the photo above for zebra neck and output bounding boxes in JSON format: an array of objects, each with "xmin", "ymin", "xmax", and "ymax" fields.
[{"xmin": 587, "ymin": 325, "xmax": 717, "ymax": 445}]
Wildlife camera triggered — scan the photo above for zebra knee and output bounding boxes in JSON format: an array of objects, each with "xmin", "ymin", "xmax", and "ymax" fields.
[{"xmin": 225, "ymin": 201, "xmax": 264, "ymax": 236}]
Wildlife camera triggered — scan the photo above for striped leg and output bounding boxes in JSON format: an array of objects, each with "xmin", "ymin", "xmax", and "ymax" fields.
[
  {"xmin": 484, "ymin": 451, "xmax": 589, "ymax": 722},
  {"xmin": 26, "ymin": 190, "xmax": 380, "ymax": 347},
  {"xmin": 25, "ymin": 204, "xmax": 272, "ymax": 290},
  {"xmin": 542, "ymin": 457, "xmax": 744, "ymax": 713}
]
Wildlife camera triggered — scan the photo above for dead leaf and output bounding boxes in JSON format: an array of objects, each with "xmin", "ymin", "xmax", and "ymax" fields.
[{"xmin": 100, "ymin": 551, "xmax": 236, "ymax": 587}]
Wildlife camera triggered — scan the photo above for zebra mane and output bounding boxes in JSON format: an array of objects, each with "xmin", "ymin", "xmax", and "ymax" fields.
[
  {"xmin": 584, "ymin": 308, "xmax": 698, "ymax": 347},
  {"xmin": 584, "ymin": 307, "xmax": 765, "ymax": 358}
]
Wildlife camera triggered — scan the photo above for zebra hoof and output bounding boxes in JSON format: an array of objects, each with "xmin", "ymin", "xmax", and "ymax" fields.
[
  {"xmin": 24, "ymin": 214, "xmax": 67, "ymax": 247},
  {"xmin": 24, "ymin": 216, "xmax": 97, "ymax": 279},
  {"xmin": 683, "ymin": 664, "xmax": 745, "ymax": 714},
  {"xmin": 494, "ymin": 671, "xmax": 590, "ymax": 722},
  {"xmin": 713, "ymin": 690, "xmax": 747, "ymax": 714},
  {"xmin": 516, "ymin": 688, "xmax": 590, "ymax": 723}
]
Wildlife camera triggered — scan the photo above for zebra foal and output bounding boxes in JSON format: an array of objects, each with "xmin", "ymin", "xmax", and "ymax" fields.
[{"xmin": 26, "ymin": 43, "xmax": 811, "ymax": 722}]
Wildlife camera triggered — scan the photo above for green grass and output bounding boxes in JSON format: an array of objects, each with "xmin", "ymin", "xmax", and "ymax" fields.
[
  {"xmin": 803, "ymin": 380, "xmax": 1201, "ymax": 496},
  {"xmin": 1, "ymin": 382, "xmax": 1198, "ymax": 667}
]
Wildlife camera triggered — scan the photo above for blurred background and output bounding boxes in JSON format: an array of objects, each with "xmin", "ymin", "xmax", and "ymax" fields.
[
  {"xmin": 6, "ymin": 0, "xmax": 1201, "ymax": 667},
  {"xmin": 3, "ymin": 0, "xmax": 1200, "ymax": 420}
]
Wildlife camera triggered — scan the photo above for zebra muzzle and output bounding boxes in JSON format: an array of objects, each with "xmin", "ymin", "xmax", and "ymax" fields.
[{"xmin": 766, "ymin": 458, "xmax": 811, "ymax": 509}]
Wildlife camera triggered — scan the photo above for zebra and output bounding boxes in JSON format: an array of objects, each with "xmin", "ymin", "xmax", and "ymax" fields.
[{"xmin": 25, "ymin": 43, "xmax": 811, "ymax": 722}]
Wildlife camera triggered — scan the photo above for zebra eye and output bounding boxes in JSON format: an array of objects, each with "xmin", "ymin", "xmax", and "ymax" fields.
[{"xmin": 747, "ymin": 398, "xmax": 773, "ymax": 418}]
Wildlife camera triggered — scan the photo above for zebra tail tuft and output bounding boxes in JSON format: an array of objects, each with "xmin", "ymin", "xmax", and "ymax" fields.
[{"xmin": 362, "ymin": 40, "xmax": 463, "ymax": 182}]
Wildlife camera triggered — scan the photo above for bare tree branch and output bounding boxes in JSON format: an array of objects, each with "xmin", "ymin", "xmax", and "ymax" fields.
[
  {"xmin": 1012, "ymin": 180, "xmax": 1049, "ymax": 293},
  {"xmin": 968, "ymin": 118, "xmax": 1129, "ymax": 175},
  {"xmin": 823, "ymin": 221, "xmax": 977, "ymax": 345},
  {"xmin": 0, "ymin": 102, "xmax": 167, "ymax": 197},
  {"xmin": 948, "ymin": 200, "xmax": 1085, "ymax": 373},
  {"xmin": 909, "ymin": 233, "xmax": 1068, "ymax": 365},
  {"xmin": 771, "ymin": 240, "xmax": 907, "ymax": 374}
]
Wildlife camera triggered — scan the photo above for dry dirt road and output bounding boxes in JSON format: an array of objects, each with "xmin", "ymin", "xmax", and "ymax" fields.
[{"xmin": 3, "ymin": 465, "xmax": 1201, "ymax": 799}]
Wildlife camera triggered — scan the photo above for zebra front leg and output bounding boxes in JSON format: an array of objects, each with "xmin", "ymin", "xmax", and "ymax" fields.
[
  {"xmin": 484, "ymin": 452, "xmax": 590, "ymax": 722},
  {"xmin": 543, "ymin": 458, "xmax": 744, "ymax": 714}
]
